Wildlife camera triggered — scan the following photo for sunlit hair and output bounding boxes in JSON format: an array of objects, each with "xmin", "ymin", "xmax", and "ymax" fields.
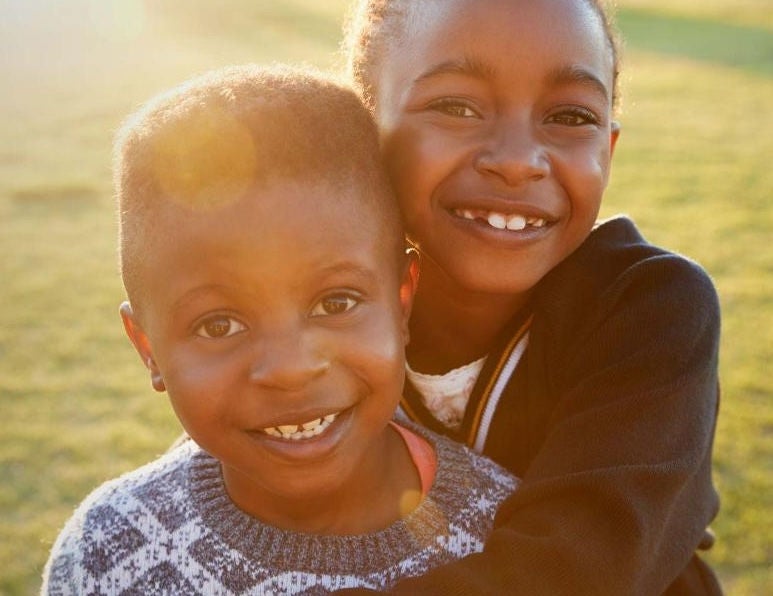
[
  {"xmin": 115, "ymin": 64, "xmax": 402, "ymax": 302},
  {"xmin": 342, "ymin": 0, "xmax": 622, "ymax": 111}
]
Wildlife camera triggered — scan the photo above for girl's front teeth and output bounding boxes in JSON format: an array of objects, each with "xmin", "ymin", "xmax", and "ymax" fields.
[
  {"xmin": 458, "ymin": 209, "xmax": 545, "ymax": 231},
  {"xmin": 263, "ymin": 413, "xmax": 338, "ymax": 440},
  {"xmin": 487, "ymin": 213, "xmax": 526, "ymax": 230}
]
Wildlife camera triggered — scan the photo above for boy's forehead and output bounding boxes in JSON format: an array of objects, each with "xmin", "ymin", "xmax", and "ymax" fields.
[
  {"xmin": 126, "ymin": 174, "xmax": 404, "ymax": 328},
  {"xmin": 150, "ymin": 176, "xmax": 392, "ymax": 244},
  {"xmin": 136, "ymin": 178, "xmax": 400, "ymax": 290}
]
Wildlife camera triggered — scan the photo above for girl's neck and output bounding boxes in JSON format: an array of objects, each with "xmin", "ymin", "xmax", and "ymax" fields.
[{"xmin": 407, "ymin": 267, "xmax": 530, "ymax": 375}]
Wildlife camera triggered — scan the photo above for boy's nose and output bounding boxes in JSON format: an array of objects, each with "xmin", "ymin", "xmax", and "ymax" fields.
[
  {"xmin": 248, "ymin": 330, "xmax": 330, "ymax": 392},
  {"xmin": 473, "ymin": 120, "xmax": 549, "ymax": 185}
]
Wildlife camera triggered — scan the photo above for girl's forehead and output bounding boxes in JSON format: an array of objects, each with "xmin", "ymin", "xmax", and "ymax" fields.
[{"xmin": 393, "ymin": 0, "xmax": 614, "ymax": 88}]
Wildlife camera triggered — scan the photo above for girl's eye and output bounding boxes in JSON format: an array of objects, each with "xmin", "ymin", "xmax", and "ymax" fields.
[
  {"xmin": 547, "ymin": 107, "xmax": 600, "ymax": 126},
  {"xmin": 195, "ymin": 316, "xmax": 247, "ymax": 339},
  {"xmin": 310, "ymin": 294, "xmax": 359, "ymax": 317},
  {"xmin": 428, "ymin": 98, "xmax": 479, "ymax": 118}
]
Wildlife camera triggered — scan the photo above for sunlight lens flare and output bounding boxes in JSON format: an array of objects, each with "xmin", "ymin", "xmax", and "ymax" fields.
[
  {"xmin": 151, "ymin": 105, "xmax": 258, "ymax": 209},
  {"xmin": 86, "ymin": 0, "xmax": 147, "ymax": 42}
]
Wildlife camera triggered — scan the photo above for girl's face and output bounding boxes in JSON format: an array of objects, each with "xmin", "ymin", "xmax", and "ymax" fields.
[{"xmin": 375, "ymin": 0, "xmax": 619, "ymax": 300}]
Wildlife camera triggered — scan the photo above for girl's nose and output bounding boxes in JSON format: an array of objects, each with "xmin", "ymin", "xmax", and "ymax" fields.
[
  {"xmin": 473, "ymin": 120, "xmax": 549, "ymax": 185},
  {"xmin": 249, "ymin": 330, "xmax": 330, "ymax": 391}
]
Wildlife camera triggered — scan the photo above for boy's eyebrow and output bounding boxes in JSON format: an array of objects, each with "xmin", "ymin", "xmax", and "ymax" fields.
[
  {"xmin": 313, "ymin": 261, "xmax": 380, "ymax": 282},
  {"xmin": 170, "ymin": 284, "xmax": 229, "ymax": 313},
  {"xmin": 547, "ymin": 65, "xmax": 610, "ymax": 102}
]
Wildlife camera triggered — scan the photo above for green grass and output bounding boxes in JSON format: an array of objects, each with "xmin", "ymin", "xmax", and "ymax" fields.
[
  {"xmin": 606, "ymin": 4, "xmax": 773, "ymax": 593},
  {"xmin": 1, "ymin": 0, "xmax": 771, "ymax": 593}
]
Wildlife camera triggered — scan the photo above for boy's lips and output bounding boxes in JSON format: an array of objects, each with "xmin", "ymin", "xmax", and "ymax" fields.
[
  {"xmin": 248, "ymin": 407, "xmax": 356, "ymax": 462},
  {"xmin": 262, "ymin": 412, "xmax": 340, "ymax": 440}
]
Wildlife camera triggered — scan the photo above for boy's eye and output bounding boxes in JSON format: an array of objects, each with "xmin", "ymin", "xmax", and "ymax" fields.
[
  {"xmin": 428, "ymin": 98, "xmax": 479, "ymax": 118},
  {"xmin": 310, "ymin": 294, "xmax": 359, "ymax": 317},
  {"xmin": 546, "ymin": 107, "xmax": 600, "ymax": 126},
  {"xmin": 195, "ymin": 316, "xmax": 247, "ymax": 339}
]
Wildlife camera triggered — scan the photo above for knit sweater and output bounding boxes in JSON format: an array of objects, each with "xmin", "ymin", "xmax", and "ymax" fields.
[
  {"xmin": 384, "ymin": 216, "xmax": 722, "ymax": 595},
  {"xmin": 42, "ymin": 426, "xmax": 517, "ymax": 595}
]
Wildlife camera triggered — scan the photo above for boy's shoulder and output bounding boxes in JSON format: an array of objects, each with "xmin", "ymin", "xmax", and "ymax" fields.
[
  {"xmin": 75, "ymin": 440, "xmax": 198, "ymax": 516},
  {"xmin": 43, "ymin": 441, "xmax": 202, "ymax": 580},
  {"xmin": 42, "ymin": 442, "xmax": 216, "ymax": 593}
]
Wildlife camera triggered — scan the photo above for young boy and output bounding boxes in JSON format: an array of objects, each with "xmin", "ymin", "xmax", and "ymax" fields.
[{"xmin": 41, "ymin": 65, "xmax": 517, "ymax": 594}]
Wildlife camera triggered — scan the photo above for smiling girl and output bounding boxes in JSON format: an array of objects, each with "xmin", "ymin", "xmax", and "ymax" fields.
[{"xmin": 343, "ymin": 0, "xmax": 722, "ymax": 593}]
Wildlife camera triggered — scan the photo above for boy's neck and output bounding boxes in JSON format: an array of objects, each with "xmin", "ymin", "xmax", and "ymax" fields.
[
  {"xmin": 223, "ymin": 424, "xmax": 419, "ymax": 535},
  {"xmin": 407, "ymin": 271, "xmax": 529, "ymax": 375}
]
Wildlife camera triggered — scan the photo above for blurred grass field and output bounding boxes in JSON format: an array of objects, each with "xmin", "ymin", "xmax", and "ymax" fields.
[{"xmin": 1, "ymin": 0, "xmax": 771, "ymax": 593}]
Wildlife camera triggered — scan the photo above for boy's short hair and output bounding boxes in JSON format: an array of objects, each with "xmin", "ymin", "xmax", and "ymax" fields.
[{"xmin": 115, "ymin": 64, "xmax": 402, "ymax": 303}]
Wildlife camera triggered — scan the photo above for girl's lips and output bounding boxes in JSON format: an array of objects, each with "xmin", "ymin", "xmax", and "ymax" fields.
[
  {"xmin": 443, "ymin": 192, "xmax": 557, "ymax": 221},
  {"xmin": 447, "ymin": 200, "xmax": 558, "ymax": 232},
  {"xmin": 453, "ymin": 208, "xmax": 549, "ymax": 231},
  {"xmin": 444, "ymin": 206, "xmax": 555, "ymax": 245}
]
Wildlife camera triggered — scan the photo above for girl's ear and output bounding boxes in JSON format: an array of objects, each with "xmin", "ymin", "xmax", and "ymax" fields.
[
  {"xmin": 398, "ymin": 247, "xmax": 420, "ymax": 345},
  {"xmin": 119, "ymin": 302, "xmax": 166, "ymax": 392},
  {"xmin": 610, "ymin": 121, "xmax": 621, "ymax": 157}
]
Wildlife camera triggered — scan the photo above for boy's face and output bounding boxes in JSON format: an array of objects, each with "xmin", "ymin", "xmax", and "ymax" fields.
[
  {"xmin": 375, "ymin": 0, "xmax": 619, "ymax": 299},
  {"xmin": 122, "ymin": 180, "xmax": 416, "ymax": 516}
]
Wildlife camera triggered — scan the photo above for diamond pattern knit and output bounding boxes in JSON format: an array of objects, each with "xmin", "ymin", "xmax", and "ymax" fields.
[{"xmin": 42, "ymin": 427, "xmax": 517, "ymax": 595}]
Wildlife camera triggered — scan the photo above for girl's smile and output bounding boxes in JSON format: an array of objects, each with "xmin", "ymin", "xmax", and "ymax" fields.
[{"xmin": 376, "ymin": 0, "xmax": 619, "ymax": 305}]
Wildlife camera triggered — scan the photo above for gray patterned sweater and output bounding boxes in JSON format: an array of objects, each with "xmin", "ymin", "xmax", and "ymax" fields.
[{"xmin": 42, "ymin": 427, "xmax": 517, "ymax": 595}]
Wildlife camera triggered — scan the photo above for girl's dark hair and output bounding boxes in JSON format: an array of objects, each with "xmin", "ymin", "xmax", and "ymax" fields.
[{"xmin": 343, "ymin": 0, "xmax": 621, "ymax": 110}]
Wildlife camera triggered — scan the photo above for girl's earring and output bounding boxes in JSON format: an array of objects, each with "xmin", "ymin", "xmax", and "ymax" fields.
[{"xmin": 151, "ymin": 375, "xmax": 166, "ymax": 392}]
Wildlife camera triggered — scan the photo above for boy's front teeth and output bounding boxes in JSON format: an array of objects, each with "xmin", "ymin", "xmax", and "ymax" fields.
[{"xmin": 263, "ymin": 413, "xmax": 338, "ymax": 440}]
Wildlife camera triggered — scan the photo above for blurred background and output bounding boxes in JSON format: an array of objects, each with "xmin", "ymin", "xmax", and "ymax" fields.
[{"xmin": 1, "ymin": 0, "xmax": 771, "ymax": 593}]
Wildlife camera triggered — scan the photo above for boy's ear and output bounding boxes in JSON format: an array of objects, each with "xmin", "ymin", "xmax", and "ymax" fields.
[
  {"xmin": 119, "ymin": 301, "xmax": 166, "ymax": 393},
  {"xmin": 398, "ymin": 247, "xmax": 420, "ymax": 345},
  {"xmin": 609, "ymin": 121, "xmax": 621, "ymax": 157}
]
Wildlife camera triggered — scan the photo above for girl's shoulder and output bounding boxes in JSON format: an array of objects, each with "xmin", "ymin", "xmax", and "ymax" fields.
[
  {"xmin": 537, "ymin": 215, "xmax": 719, "ymax": 319},
  {"xmin": 581, "ymin": 215, "xmax": 715, "ymax": 287},
  {"xmin": 394, "ymin": 417, "xmax": 520, "ymax": 497}
]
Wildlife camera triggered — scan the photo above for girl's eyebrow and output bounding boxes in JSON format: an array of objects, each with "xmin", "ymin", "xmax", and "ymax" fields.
[
  {"xmin": 547, "ymin": 65, "xmax": 610, "ymax": 102},
  {"xmin": 412, "ymin": 58, "xmax": 610, "ymax": 104},
  {"xmin": 412, "ymin": 55, "xmax": 494, "ymax": 86}
]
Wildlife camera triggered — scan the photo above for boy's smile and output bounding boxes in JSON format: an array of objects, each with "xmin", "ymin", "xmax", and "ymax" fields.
[
  {"xmin": 121, "ymin": 179, "xmax": 417, "ymax": 530},
  {"xmin": 375, "ymin": 0, "xmax": 619, "ymax": 303},
  {"xmin": 261, "ymin": 411, "xmax": 339, "ymax": 440}
]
